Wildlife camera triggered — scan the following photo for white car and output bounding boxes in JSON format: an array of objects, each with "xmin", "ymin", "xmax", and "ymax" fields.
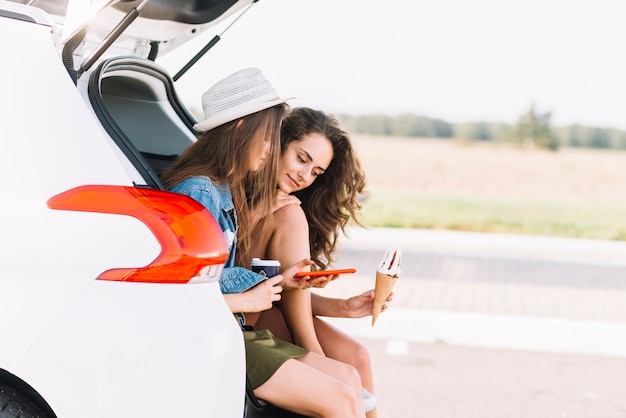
[{"xmin": 0, "ymin": 1, "xmax": 265, "ymax": 416}]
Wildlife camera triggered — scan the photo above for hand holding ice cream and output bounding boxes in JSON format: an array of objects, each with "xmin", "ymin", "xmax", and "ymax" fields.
[{"xmin": 372, "ymin": 247, "xmax": 402, "ymax": 326}]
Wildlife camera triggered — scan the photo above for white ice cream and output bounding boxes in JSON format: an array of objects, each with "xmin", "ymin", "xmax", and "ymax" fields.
[{"xmin": 377, "ymin": 247, "xmax": 402, "ymax": 277}]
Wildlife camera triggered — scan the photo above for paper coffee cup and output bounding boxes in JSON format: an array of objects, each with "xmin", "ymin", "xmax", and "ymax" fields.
[{"xmin": 250, "ymin": 258, "xmax": 281, "ymax": 277}]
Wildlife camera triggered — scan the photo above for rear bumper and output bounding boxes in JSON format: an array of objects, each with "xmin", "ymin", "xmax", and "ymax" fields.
[{"xmin": 11, "ymin": 280, "xmax": 245, "ymax": 418}]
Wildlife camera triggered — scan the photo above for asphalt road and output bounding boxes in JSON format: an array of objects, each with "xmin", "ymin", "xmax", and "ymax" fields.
[
  {"xmin": 335, "ymin": 248, "xmax": 626, "ymax": 289},
  {"xmin": 323, "ymin": 228, "xmax": 626, "ymax": 418},
  {"xmin": 363, "ymin": 338, "xmax": 626, "ymax": 418}
]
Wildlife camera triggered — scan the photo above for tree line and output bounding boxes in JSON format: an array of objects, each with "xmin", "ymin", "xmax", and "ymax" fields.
[{"xmin": 338, "ymin": 105, "xmax": 626, "ymax": 151}]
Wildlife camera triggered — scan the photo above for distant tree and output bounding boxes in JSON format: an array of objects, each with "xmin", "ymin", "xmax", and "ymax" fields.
[
  {"xmin": 608, "ymin": 129, "xmax": 626, "ymax": 150},
  {"xmin": 512, "ymin": 104, "xmax": 559, "ymax": 150},
  {"xmin": 556, "ymin": 125, "xmax": 626, "ymax": 150},
  {"xmin": 357, "ymin": 114, "xmax": 392, "ymax": 135},
  {"xmin": 432, "ymin": 118, "xmax": 454, "ymax": 138},
  {"xmin": 391, "ymin": 114, "xmax": 422, "ymax": 137},
  {"xmin": 338, "ymin": 111, "xmax": 626, "ymax": 150},
  {"xmin": 588, "ymin": 128, "xmax": 611, "ymax": 149},
  {"xmin": 562, "ymin": 124, "xmax": 584, "ymax": 147},
  {"xmin": 455, "ymin": 122, "xmax": 493, "ymax": 141},
  {"xmin": 391, "ymin": 114, "xmax": 453, "ymax": 138},
  {"xmin": 337, "ymin": 114, "xmax": 391, "ymax": 136}
]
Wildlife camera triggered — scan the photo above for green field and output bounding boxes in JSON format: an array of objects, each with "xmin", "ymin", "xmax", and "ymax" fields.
[{"xmin": 353, "ymin": 135, "xmax": 626, "ymax": 241}]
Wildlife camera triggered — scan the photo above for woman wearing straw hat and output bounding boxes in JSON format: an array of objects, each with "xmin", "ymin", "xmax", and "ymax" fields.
[
  {"xmin": 162, "ymin": 68, "xmax": 365, "ymax": 417},
  {"xmin": 250, "ymin": 107, "xmax": 389, "ymax": 417}
]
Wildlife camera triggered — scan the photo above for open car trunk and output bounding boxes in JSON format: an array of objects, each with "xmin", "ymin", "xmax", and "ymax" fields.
[
  {"xmin": 86, "ymin": 56, "xmax": 197, "ymax": 190},
  {"xmin": 41, "ymin": 0, "xmax": 258, "ymax": 189}
]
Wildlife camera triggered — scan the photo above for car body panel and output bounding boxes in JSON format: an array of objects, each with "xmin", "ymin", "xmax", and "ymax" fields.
[
  {"xmin": 12, "ymin": 280, "xmax": 245, "ymax": 417},
  {"xmin": 1, "ymin": 1, "xmax": 248, "ymax": 416},
  {"xmin": 0, "ymin": 10, "xmax": 136, "ymax": 195},
  {"xmin": 0, "ymin": 211, "xmax": 158, "ymax": 365}
]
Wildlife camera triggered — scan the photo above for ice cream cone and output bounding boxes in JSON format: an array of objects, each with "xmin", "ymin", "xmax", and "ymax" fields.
[{"xmin": 372, "ymin": 271, "xmax": 398, "ymax": 326}]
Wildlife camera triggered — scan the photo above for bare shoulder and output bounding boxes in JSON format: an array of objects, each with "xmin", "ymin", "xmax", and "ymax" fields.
[{"xmin": 274, "ymin": 202, "xmax": 307, "ymax": 225}]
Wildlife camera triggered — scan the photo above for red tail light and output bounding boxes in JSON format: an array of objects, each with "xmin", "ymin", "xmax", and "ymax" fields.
[{"xmin": 47, "ymin": 185, "xmax": 228, "ymax": 283}]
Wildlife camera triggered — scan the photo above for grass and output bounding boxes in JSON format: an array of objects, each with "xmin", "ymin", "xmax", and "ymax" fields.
[
  {"xmin": 360, "ymin": 191, "xmax": 626, "ymax": 241},
  {"xmin": 352, "ymin": 135, "xmax": 626, "ymax": 241}
]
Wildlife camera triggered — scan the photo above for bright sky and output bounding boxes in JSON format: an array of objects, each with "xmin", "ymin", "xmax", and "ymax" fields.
[{"xmin": 159, "ymin": 0, "xmax": 626, "ymax": 130}]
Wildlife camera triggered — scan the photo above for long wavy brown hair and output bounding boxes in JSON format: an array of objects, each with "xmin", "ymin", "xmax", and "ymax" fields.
[
  {"xmin": 162, "ymin": 104, "xmax": 287, "ymax": 266},
  {"xmin": 281, "ymin": 107, "xmax": 367, "ymax": 269}
]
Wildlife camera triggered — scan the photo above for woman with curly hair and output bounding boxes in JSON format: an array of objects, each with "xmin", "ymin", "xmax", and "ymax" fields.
[{"xmin": 251, "ymin": 107, "xmax": 390, "ymax": 418}]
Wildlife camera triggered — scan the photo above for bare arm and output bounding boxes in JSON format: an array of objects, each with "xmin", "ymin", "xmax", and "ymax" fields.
[
  {"xmin": 265, "ymin": 204, "xmax": 325, "ymax": 355},
  {"xmin": 222, "ymin": 275, "xmax": 283, "ymax": 313},
  {"xmin": 311, "ymin": 290, "xmax": 394, "ymax": 318}
]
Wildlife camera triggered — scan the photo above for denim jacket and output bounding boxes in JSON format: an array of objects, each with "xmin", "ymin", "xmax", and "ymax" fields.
[{"xmin": 169, "ymin": 176, "xmax": 267, "ymax": 294}]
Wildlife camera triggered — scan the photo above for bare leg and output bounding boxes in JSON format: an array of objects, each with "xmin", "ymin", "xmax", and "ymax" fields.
[
  {"xmin": 254, "ymin": 353, "xmax": 365, "ymax": 418},
  {"xmin": 256, "ymin": 307, "xmax": 377, "ymax": 417},
  {"xmin": 312, "ymin": 318, "xmax": 377, "ymax": 418}
]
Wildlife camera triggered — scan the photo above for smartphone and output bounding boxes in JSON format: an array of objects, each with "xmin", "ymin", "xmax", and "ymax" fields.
[{"xmin": 295, "ymin": 268, "xmax": 357, "ymax": 278}]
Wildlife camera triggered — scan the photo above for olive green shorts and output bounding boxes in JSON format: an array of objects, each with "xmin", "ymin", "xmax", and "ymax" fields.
[{"xmin": 244, "ymin": 327, "xmax": 309, "ymax": 389}]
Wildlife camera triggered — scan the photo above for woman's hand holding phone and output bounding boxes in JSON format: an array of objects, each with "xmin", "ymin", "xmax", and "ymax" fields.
[
  {"xmin": 294, "ymin": 268, "xmax": 356, "ymax": 278},
  {"xmin": 294, "ymin": 268, "xmax": 356, "ymax": 288}
]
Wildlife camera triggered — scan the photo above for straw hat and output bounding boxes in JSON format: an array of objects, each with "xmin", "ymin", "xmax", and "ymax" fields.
[{"xmin": 193, "ymin": 67, "xmax": 293, "ymax": 132}]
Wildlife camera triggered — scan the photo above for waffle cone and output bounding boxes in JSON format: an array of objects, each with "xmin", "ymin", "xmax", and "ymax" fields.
[{"xmin": 372, "ymin": 271, "xmax": 398, "ymax": 326}]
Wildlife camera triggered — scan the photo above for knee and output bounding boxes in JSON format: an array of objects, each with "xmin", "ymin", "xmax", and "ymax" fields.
[
  {"xmin": 354, "ymin": 342, "xmax": 371, "ymax": 366},
  {"xmin": 338, "ymin": 361, "xmax": 362, "ymax": 389},
  {"xmin": 332, "ymin": 382, "xmax": 361, "ymax": 417},
  {"xmin": 346, "ymin": 341, "xmax": 371, "ymax": 374}
]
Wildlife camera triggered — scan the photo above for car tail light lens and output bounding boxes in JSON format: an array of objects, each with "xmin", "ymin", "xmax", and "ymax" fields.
[{"xmin": 47, "ymin": 185, "xmax": 228, "ymax": 283}]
